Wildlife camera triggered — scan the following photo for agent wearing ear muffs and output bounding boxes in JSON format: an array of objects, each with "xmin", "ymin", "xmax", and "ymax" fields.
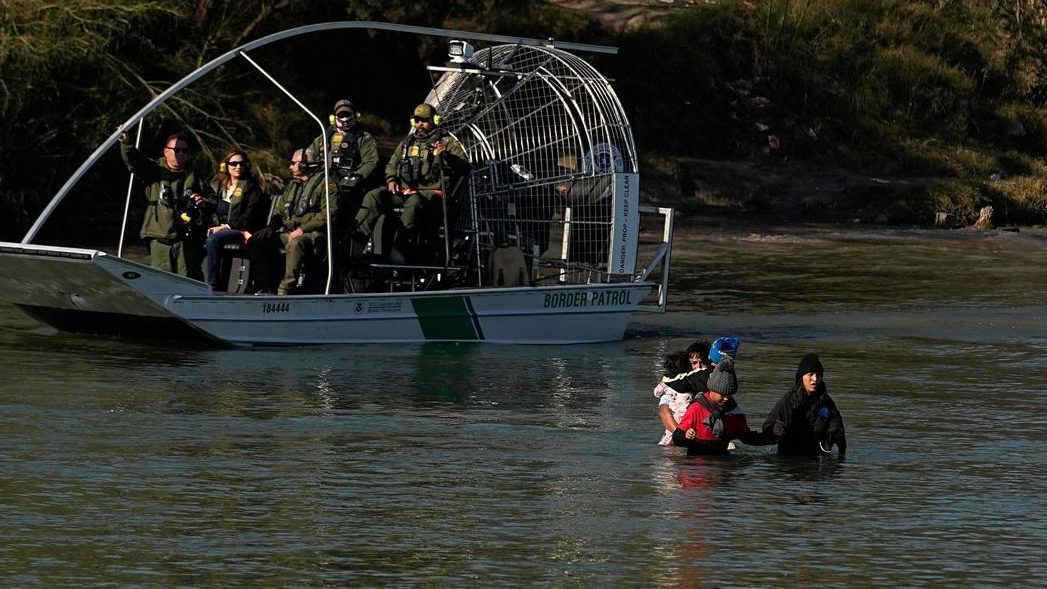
[
  {"xmin": 352, "ymin": 103, "xmax": 469, "ymax": 262},
  {"xmin": 247, "ymin": 147, "xmax": 339, "ymax": 295},
  {"xmin": 308, "ymin": 99, "xmax": 379, "ymax": 205}
]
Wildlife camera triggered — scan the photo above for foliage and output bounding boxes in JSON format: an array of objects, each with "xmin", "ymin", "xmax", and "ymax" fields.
[
  {"xmin": 1, "ymin": 0, "xmax": 1046, "ymax": 241},
  {"xmin": 614, "ymin": 0, "xmax": 1047, "ymax": 173},
  {"xmin": 0, "ymin": 0, "xmax": 590, "ymax": 242}
]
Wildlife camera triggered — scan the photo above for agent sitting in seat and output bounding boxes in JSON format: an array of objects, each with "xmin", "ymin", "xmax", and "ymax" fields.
[
  {"xmin": 247, "ymin": 148, "xmax": 338, "ymax": 295},
  {"xmin": 353, "ymin": 103, "xmax": 468, "ymax": 263}
]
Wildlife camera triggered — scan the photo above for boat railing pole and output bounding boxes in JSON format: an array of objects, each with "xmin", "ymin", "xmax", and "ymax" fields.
[
  {"xmin": 116, "ymin": 123, "xmax": 144, "ymax": 258},
  {"xmin": 438, "ymin": 168, "xmax": 451, "ymax": 272},
  {"xmin": 239, "ymin": 50, "xmax": 334, "ymax": 295}
]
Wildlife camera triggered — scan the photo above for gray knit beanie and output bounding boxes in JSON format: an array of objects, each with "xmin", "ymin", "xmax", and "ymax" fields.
[{"xmin": 707, "ymin": 357, "xmax": 738, "ymax": 396}]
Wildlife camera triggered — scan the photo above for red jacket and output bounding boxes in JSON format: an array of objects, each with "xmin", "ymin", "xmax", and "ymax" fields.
[
  {"xmin": 678, "ymin": 393, "xmax": 750, "ymax": 441},
  {"xmin": 674, "ymin": 393, "xmax": 769, "ymax": 455}
]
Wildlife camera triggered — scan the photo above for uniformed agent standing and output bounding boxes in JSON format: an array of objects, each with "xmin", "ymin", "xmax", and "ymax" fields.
[
  {"xmin": 247, "ymin": 148, "xmax": 339, "ymax": 295},
  {"xmin": 308, "ymin": 99, "xmax": 379, "ymax": 218},
  {"xmin": 118, "ymin": 130, "xmax": 212, "ymax": 279},
  {"xmin": 353, "ymin": 103, "xmax": 468, "ymax": 259}
]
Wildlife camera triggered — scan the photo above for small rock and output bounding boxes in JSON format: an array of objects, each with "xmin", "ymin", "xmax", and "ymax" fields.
[
  {"xmin": 973, "ymin": 205, "xmax": 994, "ymax": 230},
  {"xmin": 1006, "ymin": 121, "xmax": 1026, "ymax": 137},
  {"xmin": 935, "ymin": 211, "xmax": 956, "ymax": 228}
]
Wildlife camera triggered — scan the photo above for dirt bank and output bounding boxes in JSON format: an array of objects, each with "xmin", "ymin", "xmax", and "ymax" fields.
[{"xmin": 641, "ymin": 156, "xmax": 937, "ymax": 224}]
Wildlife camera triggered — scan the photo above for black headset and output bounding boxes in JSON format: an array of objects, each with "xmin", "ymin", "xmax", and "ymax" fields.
[{"xmin": 297, "ymin": 146, "xmax": 321, "ymax": 174}]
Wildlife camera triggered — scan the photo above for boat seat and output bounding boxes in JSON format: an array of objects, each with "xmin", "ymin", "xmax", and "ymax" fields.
[{"xmin": 486, "ymin": 245, "xmax": 528, "ymax": 287}]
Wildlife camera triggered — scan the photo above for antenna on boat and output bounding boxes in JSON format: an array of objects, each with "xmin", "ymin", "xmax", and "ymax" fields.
[{"xmin": 116, "ymin": 123, "xmax": 144, "ymax": 258}]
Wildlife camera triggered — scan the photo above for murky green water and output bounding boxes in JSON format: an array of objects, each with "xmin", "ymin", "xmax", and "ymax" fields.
[{"xmin": 1, "ymin": 224, "xmax": 1044, "ymax": 587}]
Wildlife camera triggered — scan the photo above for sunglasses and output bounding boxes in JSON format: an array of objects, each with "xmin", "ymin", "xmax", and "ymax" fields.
[
  {"xmin": 412, "ymin": 116, "xmax": 431, "ymax": 123},
  {"xmin": 166, "ymin": 146, "xmax": 189, "ymax": 154},
  {"xmin": 226, "ymin": 161, "xmax": 245, "ymax": 167},
  {"xmin": 336, "ymin": 112, "xmax": 354, "ymax": 118}
]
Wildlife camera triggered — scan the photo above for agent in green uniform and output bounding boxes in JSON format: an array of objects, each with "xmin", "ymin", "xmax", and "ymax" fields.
[
  {"xmin": 118, "ymin": 130, "xmax": 212, "ymax": 279},
  {"xmin": 247, "ymin": 148, "xmax": 338, "ymax": 295},
  {"xmin": 308, "ymin": 99, "xmax": 379, "ymax": 207},
  {"xmin": 353, "ymin": 103, "xmax": 468, "ymax": 260}
]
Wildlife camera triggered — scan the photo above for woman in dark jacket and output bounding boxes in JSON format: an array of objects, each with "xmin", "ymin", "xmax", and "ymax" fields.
[
  {"xmin": 205, "ymin": 150, "xmax": 268, "ymax": 289},
  {"xmin": 762, "ymin": 353, "xmax": 847, "ymax": 456}
]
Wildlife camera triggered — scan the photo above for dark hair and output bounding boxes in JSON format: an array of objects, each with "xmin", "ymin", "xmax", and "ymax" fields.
[
  {"xmin": 212, "ymin": 149, "xmax": 251, "ymax": 190},
  {"xmin": 685, "ymin": 339, "xmax": 711, "ymax": 364},
  {"xmin": 663, "ymin": 351, "xmax": 691, "ymax": 378}
]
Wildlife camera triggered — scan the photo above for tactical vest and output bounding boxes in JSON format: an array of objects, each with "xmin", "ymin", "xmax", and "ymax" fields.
[
  {"xmin": 146, "ymin": 169, "xmax": 202, "ymax": 239},
  {"xmin": 398, "ymin": 134, "xmax": 441, "ymax": 186},
  {"xmin": 282, "ymin": 174, "xmax": 326, "ymax": 219},
  {"xmin": 329, "ymin": 128, "xmax": 360, "ymax": 176},
  {"xmin": 283, "ymin": 181, "xmax": 310, "ymax": 218}
]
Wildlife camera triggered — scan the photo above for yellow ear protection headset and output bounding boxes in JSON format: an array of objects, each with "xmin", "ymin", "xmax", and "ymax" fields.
[
  {"xmin": 330, "ymin": 101, "xmax": 357, "ymax": 127},
  {"xmin": 330, "ymin": 112, "xmax": 358, "ymax": 126},
  {"xmin": 410, "ymin": 103, "xmax": 442, "ymax": 127},
  {"xmin": 410, "ymin": 114, "xmax": 442, "ymax": 126},
  {"xmin": 218, "ymin": 154, "xmax": 248, "ymax": 174}
]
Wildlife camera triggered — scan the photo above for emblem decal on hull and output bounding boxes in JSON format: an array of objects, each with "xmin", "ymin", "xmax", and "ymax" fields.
[{"xmin": 122, "ymin": 271, "xmax": 141, "ymax": 280}]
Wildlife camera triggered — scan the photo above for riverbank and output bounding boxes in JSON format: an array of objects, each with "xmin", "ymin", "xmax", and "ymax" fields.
[
  {"xmin": 572, "ymin": 1, "xmax": 1047, "ymax": 228},
  {"xmin": 640, "ymin": 156, "xmax": 1047, "ymax": 228}
]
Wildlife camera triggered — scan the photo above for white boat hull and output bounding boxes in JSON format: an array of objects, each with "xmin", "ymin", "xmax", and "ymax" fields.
[{"xmin": 0, "ymin": 242, "xmax": 651, "ymax": 345}]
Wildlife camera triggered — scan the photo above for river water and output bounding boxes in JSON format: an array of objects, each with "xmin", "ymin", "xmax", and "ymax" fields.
[{"xmin": 1, "ymin": 223, "xmax": 1044, "ymax": 587}]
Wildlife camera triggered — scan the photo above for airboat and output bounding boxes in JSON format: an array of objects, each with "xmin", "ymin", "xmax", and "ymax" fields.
[{"xmin": 0, "ymin": 22, "xmax": 673, "ymax": 345}]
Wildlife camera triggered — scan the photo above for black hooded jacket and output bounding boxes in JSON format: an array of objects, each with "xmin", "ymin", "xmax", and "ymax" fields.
[{"xmin": 761, "ymin": 382, "xmax": 846, "ymax": 456}]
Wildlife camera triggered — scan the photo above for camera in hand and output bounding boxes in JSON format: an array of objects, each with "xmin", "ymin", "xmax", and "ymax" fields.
[{"xmin": 178, "ymin": 189, "xmax": 202, "ymax": 223}]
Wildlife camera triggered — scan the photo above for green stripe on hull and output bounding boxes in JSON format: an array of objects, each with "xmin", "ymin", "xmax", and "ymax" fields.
[{"xmin": 411, "ymin": 296, "xmax": 480, "ymax": 340}]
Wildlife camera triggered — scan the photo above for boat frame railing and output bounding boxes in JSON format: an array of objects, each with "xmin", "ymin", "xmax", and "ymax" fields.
[
  {"xmin": 20, "ymin": 21, "xmax": 668, "ymax": 302},
  {"xmin": 634, "ymin": 206, "xmax": 674, "ymax": 313},
  {"xmin": 22, "ymin": 21, "xmax": 614, "ymax": 247}
]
